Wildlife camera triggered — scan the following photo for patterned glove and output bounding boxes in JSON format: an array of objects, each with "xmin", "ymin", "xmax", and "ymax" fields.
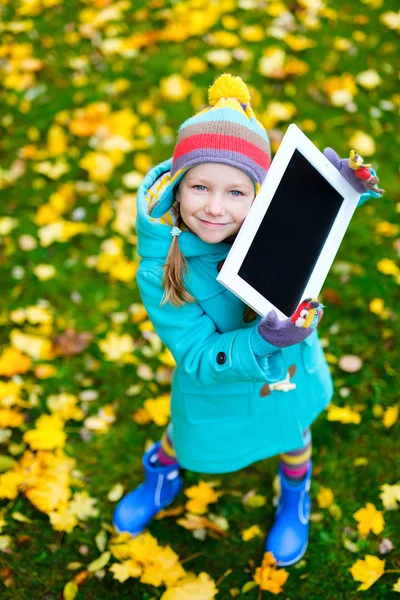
[
  {"xmin": 323, "ymin": 147, "xmax": 384, "ymax": 198},
  {"xmin": 257, "ymin": 298, "xmax": 323, "ymax": 349}
]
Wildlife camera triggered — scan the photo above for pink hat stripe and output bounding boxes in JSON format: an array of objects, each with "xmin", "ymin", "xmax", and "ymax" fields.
[
  {"xmin": 173, "ymin": 134, "xmax": 270, "ymax": 170},
  {"xmin": 171, "ymin": 150, "xmax": 267, "ymax": 184}
]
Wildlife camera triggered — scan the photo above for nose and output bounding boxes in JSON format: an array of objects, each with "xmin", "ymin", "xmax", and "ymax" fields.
[{"xmin": 205, "ymin": 193, "xmax": 225, "ymax": 216}]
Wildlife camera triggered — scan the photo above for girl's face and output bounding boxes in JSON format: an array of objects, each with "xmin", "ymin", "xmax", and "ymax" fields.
[{"xmin": 176, "ymin": 163, "xmax": 255, "ymax": 243}]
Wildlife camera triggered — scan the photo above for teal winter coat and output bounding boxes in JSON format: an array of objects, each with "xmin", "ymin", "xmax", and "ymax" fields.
[{"xmin": 136, "ymin": 159, "xmax": 334, "ymax": 474}]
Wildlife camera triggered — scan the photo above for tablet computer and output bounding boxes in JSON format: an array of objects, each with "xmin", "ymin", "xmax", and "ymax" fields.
[{"xmin": 217, "ymin": 123, "xmax": 361, "ymax": 320}]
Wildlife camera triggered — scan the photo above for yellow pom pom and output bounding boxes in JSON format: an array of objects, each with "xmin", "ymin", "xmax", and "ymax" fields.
[{"xmin": 208, "ymin": 73, "xmax": 251, "ymax": 107}]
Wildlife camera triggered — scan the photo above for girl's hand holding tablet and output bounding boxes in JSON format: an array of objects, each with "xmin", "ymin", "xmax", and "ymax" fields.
[{"xmin": 257, "ymin": 298, "xmax": 324, "ymax": 349}]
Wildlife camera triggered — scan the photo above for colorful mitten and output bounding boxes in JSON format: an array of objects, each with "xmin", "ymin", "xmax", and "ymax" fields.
[
  {"xmin": 323, "ymin": 147, "xmax": 384, "ymax": 197},
  {"xmin": 257, "ymin": 298, "xmax": 323, "ymax": 349}
]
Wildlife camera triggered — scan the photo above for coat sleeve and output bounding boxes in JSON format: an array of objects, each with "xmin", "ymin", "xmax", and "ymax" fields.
[{"xmin": 137, "ymin": 266, "xmax": 284, "ymax": 387}]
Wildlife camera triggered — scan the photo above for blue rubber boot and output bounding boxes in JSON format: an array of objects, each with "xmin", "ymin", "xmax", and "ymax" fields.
[
  {"xmin": 265, "ymin": 462, "xmax": 312, "ymax": 566},
  {"xmin": 113, "ymin": 441, "xmax": 182, "ymax": 536}
]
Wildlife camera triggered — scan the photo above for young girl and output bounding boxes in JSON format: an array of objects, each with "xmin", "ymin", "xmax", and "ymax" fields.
[{"xmin": 113, "ymin": 74, "xmax": 382, "ymax": 566}]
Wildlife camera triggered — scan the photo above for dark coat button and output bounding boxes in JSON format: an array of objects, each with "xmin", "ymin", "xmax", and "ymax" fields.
[{"xmin": 216, "ymin": 352, "xmax": 226, "ymax": 365}]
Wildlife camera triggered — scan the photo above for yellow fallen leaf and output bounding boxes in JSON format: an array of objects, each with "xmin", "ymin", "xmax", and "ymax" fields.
[
  {"xmin": 0, "ymin": 347, "xmax": 31, "ymax": 377},
  {"xmin": 160, "ymin": 572, "xmax": 217, "ymax": 600},
  {"xmin": 379, "ymin": 483, "xmax": 400, "ymax": 510},
  {"xmin": 242, "ymin": 524, "xmax": 262, "ymax": 541},
  {"xmin": 353, "ymin": 503, "xmax": 385, "ymax": 536},
  {"xmin": 349, "ymin": 555, "xmax": 385, "ymax": 591},
  {"xmin": 23, "ymin": 414, "xmax": 66, "ymax": 450},
  {"xmin": 88, "ymin": 551, "xmax": 111, "ymax": 572},
  {"xmin": 254, "ymin": 551, "xmax": 289, "ymax": 594},
  {"xmin": 109, "ymin": 560, "xmax": 142, "ymax": 582},
  {"xmin": 326, "ymin": 405, "xmax": 361, "ymax": 425},
  {"xmin": 63, "ymin": 581, "xmax": 78, "ymax": 600},
  {"xmin": 317, "ymin": 486, "xmax": 334, "ymax": 508},
  {"xmin": 11, "ymin": 329, "xmax": 53, "ymax": 360},
  {"xmin": 143, "ymin": 395, "xmax": 170, "ymax": 427},
  {"xmin": 184, "ymin": 481, "xmax": 220, "ymax": 514},
  {"xmin": 383, "ymin": 405, "xmax": 398, "ymax": 428}
]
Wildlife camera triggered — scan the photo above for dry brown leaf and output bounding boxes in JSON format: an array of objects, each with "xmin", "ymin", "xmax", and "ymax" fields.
[
  {"xmin": 52, "ymin": 329, "xmax": 93, "ymax": 357},
  {"xmin": 154, "ymin": 505, "xmax": 185, "ymax": 520}
]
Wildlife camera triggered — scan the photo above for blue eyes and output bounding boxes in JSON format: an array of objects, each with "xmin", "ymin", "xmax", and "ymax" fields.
[{"xmin": 193, "ymin": 185, "xmax": 243, "ymax": 196}]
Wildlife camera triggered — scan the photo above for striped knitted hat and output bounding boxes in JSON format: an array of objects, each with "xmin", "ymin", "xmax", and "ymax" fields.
[{"xmin": 150, "ymin": 74, "xmax": 271, "ymax": 218}]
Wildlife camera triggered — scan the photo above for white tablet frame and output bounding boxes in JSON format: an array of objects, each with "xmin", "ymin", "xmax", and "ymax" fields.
[{"xmin": 217, "ymin": 123, "xmax": 361, "ymax": 319}]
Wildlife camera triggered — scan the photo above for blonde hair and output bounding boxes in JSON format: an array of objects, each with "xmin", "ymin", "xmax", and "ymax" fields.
[
  {"xmin": 162, "ymin": 213, "xmax": 195, "ymax": 307},
  {"xmin": 161, "ymin": 197, "xmax": 257, "ymax": 320}
]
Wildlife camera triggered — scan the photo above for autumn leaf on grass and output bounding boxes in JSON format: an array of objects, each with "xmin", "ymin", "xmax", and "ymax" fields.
[
  {"xmin": 98, "ymin": 331, "xmax": 134, "ymax": 361},
  {"xmin": 253, "ymin": 551, "xmax": 289, "ymax": 595},
  {"xmin": 0, "ymin": 408, "xmax": 24, "ymax": 428},
  {"xmin": 349, "ymin": 555, "xmax": 385, "ymax": 591},
  {"xmin": 69, "ymin": 491, "xmax": 99, "ymax": 520},
  {"xmin": 47, "ymin": 393, "xmax": 84, "ymax": 421},
  {"xmin": 383, "ymin": 405, "xmax": 399, "ymax": 428},
  {"xmin": 380, "ymin": 484, "xmax": 400, "ymax": 510},
  {"xmin": 142, "ymin": 395, "xmax": 170, "ymax": 426},
  {"xmin": 353, "ymin": 503, "xmax": 385, "ymax": 536},
  {"xmin": 317, "ymin": 486, "xmax": 334, "ymax": 508},
  {"xmin": 84, "ymin": 404, "xmax": 116, "ymax": 433},
  {"xmin": 184, "ymin": 481, "xmax": 221, "ymax": 514},
  {"xmin": 23, "ymin": 414, "xmax": 66, "ymax": 450},
  {"xmin": 326, "ymin": 404, "xmax": 361, "ymax": 424},
  {"xmin": 177, "ymin": 513, "xmax": 228, "ymax": 537},
  {"xmin": 49, "ymin": 507, "xmax": 78, "ymax": 533},
  {"xmin": 160, "ymin": 572, "xmax": 218, "ymax": 600},
  {"xmin": 109, "ymin": 560, "xmax": 142, "ymax": 582},
  {"xmin": 0, "ymin": 470, "xmax": 24, "ymax": 500},
  {"xmin": 52, "ymin": 329, "xmax": 92, "ymax": 357},
  {"xmin": 11, "ymin": 330, "xmax": 53, "ymax": 360},
  {"xmin": 242, "ymin": 524, "xmax": 262, "ymax": 541},
  {"xmin": 155, "ymin": 505, "xmax": 185, "ymax": 520},
  {"xmin": 0, "ymin": 347, "xmax": 31, "ymax": 377}
]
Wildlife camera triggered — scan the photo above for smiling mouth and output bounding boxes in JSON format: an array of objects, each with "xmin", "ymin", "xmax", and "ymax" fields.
[{"xmin": 198, "ymin": 219, "xmax": 230, "ymax": 227}]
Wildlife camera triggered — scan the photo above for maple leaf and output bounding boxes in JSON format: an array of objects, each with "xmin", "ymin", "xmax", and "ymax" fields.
[
  {"xmin": 160, "ymin": 572, "xmax": 218, "ymax": 600},
  {"xmin": 349, "ymin": 555, "xmax": 385, "ymax": 591},
  {"xmin": 109, "ymin": 560, "xmax": 142, "ymax": 582},
  {"xmin": 353, "ymin": 503, "xmax": 385, "ymax": 536},
  {"xmin": 52, "ymin": 329, "xmax": 92, "ymax": 357},
  {"xmin": 184, "ymin": 481, "xmax": 220, "ymax": 514},
  {"xmin": 143, "ymin": 395, "xmax": 170, "ymax": 426},
  {"xmin": 69, "ymin": 491, "xmax": 99, "ymax": 520},
  {"xmin": 49, "ymin": 507, "xmax": 78, "ymax": 532},
  {"xmin": 379, "ymin": 483, "xmax": 400, "ymax": 510},
  {"xmin": 23, "ymin": 414, "xmax": 66, "ymax": 450},
  {"xmin": 253, "ymin": 552, "xmax": 289, "ymax": 595},
  {"xmin": 177, "ymin": 513, "xmax": 227, "ymax": 537},
  {"xmin": 0, "ymin": 347, "xmax": 31, "ymax": 377}
]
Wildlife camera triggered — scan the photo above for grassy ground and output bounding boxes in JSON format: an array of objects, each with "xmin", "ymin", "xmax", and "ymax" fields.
[{"xmin": 0, "ymin": 0, "xmax": 399, "ymax": 598}]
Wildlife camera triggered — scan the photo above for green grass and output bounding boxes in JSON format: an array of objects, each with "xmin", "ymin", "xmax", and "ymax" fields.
[{"xmin": 1, "ymin": 0, "xmax": 400, "ymax": 598}]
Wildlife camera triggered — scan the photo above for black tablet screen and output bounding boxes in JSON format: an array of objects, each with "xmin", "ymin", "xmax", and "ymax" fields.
[{"xmin": 238, "ymin": 150, "xmax": 344, "ymax": 316}]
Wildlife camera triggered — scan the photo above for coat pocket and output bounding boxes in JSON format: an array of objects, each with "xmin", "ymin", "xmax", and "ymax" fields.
[{"xmin": 178, "ymin": 372, "xmax": 252, "ymax": 425}]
